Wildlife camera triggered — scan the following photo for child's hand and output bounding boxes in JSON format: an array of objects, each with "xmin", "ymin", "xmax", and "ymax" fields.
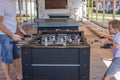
[{"xmin": 99, "ymin": 38, "xmax": 108, "ymax": 44}]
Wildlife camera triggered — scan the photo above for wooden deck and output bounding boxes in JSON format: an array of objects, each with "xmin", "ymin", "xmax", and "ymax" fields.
[{"xmin": 0, "ymin": 22, "xmax": 120, "ymax": 80}]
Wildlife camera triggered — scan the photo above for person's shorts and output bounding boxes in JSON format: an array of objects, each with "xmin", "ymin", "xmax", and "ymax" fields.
[
  {"xmin": 105, "ymin": 57, "xmax": 120, "ymax": 77},
  {"xmin": 0, "ymin": 34, "xmax": 20, "ymax": 64}
]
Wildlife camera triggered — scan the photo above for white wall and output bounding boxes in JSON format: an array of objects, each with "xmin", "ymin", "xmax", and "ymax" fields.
[{"xmin": 38, "ymin": 0, "xmax": 86, "ymax": 20}]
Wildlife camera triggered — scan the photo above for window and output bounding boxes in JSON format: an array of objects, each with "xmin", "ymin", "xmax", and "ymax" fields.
[{"xmin": 45, "ymin": 0, "xmax": 67, "ymax": 9}]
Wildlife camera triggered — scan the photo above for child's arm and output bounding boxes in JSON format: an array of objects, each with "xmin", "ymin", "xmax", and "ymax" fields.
[{"xmin": 100, "ymin": 37, "xmax": 113, "ymax": 44}]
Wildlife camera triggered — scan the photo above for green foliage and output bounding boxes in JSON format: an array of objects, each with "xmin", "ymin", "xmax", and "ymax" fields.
[
  {"xmin": 117, "ymin": 9, "xmax": 120, "ymax": 14},
  {"xmin": 108, "ymin": 9, "xmax": 113, "ymax": 14},
  {"xmin": 98, "ymin": 11, "xmax": 103, "ymax": 13},
  {"xmin": 93, "ymin": 9, "xmax": 96, "ymax": 13}
]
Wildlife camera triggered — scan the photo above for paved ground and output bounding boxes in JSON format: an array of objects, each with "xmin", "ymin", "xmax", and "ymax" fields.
[{"xmin": 0, "ymin": 21, "xmax": 119, "ymax": 80}]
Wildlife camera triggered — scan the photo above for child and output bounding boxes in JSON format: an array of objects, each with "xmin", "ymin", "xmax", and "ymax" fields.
[{"xmin": 101, "ymin": 20, "xmax": 120, "ymax": 80}]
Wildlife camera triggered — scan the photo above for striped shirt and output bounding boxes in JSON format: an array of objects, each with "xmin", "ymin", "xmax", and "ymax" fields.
[{"xmin": 0, "ymin": 0, "xmax": 17, "ymax": 34}]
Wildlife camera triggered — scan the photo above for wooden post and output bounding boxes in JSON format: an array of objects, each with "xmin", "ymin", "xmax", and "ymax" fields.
[
  {"xmin": 91, "ymin": 0, "xmax": 93, "ymax": 19},
  {"xmin": 91, "ymin": 0, "xmax": 93, "ymax": 20},
  {"xmin": 113, "ymin": 0, "xmax": 116, "ymax": 19},
  {"xmin": 18, "ymin": 0, "xmax": 22, "ymax": 24},
  {"xmin": 103, "ymin": 0, "xmax": 106, "ymax": 22},
  {"xmin": 25, "ymin": 0, "xmax": 28, "ymax": 21},
  {"xmin": 87, "ymin": 0, "xmax": 90, "ymax": 19},
  {"xmin": 34, "ymin": 0, "xmax": 36, "ymax": 18},
  {"xmin": 96, "ymin": 0, "xmax": 98, "ymax": 21},
  {"xmin": 36, "ymin": 0, "xmax": 39, "ymax": 19},
  {"xmin": 30, "ymin": 0, "xmax": 33, "ymax": 20},
  {"xmin": 82, "ymin": 0, "xmax": 83, "ymax": 21}
]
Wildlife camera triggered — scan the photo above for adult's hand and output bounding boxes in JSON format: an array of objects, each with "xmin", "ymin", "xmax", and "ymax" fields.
[
  {"xmin": 11, "ymin": 34, "xmax": 23, "ymax": 41},
  {"xmin": 19, "ymin": 28, "xmax": 27, "ymax": 35}
]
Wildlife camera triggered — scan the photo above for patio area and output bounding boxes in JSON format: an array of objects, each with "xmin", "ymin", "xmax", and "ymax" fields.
[{"xmin": 0, "ymin": 21, "xmax": 120, "ymax": 80}]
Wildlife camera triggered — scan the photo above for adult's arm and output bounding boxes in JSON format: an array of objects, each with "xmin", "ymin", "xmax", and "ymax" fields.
[{"xmin": 16, "ymin": 19, "xmax": 26, "ymax": 35}]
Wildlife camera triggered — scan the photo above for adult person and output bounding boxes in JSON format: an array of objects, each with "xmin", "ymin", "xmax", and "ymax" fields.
[{"xmin": 0, "ymin": 0, "xmax": 26, "ymax": 80}]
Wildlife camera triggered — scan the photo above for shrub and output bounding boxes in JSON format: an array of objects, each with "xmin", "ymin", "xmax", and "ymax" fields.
[
  {"xmin": 108, "ymin": 9, "xmax": 113, "ymax": 14},
  {"xmin": 93, "ymin": 9, "xmax": 96, "ymax": 13},
  {"xmin": 117, "ymin": 9, "xmax": 120, "ymax": 14}
]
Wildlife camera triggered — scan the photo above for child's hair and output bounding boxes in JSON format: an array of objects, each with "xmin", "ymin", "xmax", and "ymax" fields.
[{"xmin": 108, "ymin": 19, "xmax": 120, "ymax": 30}]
